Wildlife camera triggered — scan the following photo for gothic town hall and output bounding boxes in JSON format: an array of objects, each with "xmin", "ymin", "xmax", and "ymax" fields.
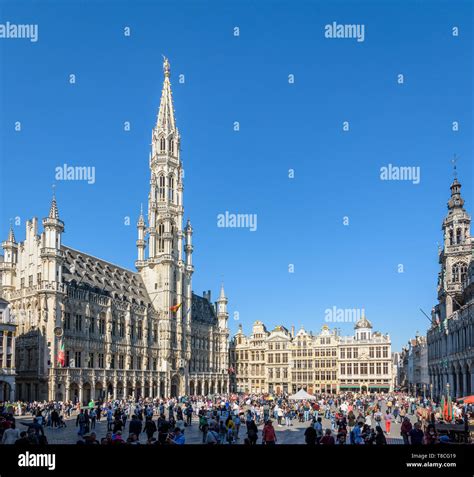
[{"xmin": 0, "ymin": 58, "xmax": 230, "ymax": 403}]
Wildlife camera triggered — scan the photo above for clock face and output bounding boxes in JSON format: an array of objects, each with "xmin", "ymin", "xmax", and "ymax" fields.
[{"xmin": 54, "ymin": 327, "xmax": 63, "ymax": 337}]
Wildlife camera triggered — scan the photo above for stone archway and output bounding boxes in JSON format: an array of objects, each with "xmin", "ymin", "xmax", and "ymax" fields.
[
  {"xmin": 55, "ymin": 383, "xmax": 64, "ymax": 402},
  {"xmin": 204, "ymin": 381, "xmax": 209, "ymax": 395},
  {"xmin": 0, "ymin": 381, "xmax": 12, "ymax": 401},
  {"xmin": 95, "ymin": 382, "xmax": 104, "ymax": 401},
  {"xmin": 160, "ymin": 380, "xmax": 165, "ymax": 398},
  {"xmin": 189, "ymin": 380, "xmax": 195, "ymax": 396},
  {"xmin": 210, "ymin": 381, "xmax": 215, "ymax": 395},
  {"xmin": 145, "ymin": 381, "xmax": 150, "ymax": 398},
  {"xmin": 116, "ymin": 382, "xmax": 124, "ymax": 400},
  {"xmin": 106, "ymin": 383, "xmax": 114, "ymax": 399},
  {"xmin": 69, "ymin": 383, "xmax": 79, "ymax": 403},
  {"xmin": 170, "ymin": 375, "xmax": 180, "ymax": 398},
  {"xmin": 217, "ymin": 381, "xmax": 221, "ymax": 394},
  {"xmin": 197, "ymin": 381, "xmax": 202, "ymax": 395},
  {"xmin": 83, "ymin": 383, "xmax": 91, "ymax": 405},
  {"xmin": 136, "ymin": 382, "xmax": 142, "ymax": 400}
]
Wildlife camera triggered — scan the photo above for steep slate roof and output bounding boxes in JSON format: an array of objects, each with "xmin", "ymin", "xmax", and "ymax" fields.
[
  {"xmin": 191, "ymin": 293, "xmax": 217, "ymax": 325},
  {"xmin": 62, "ymin": 246, "xmax": 216, "ymax": 323},
  {"xmin": 61, "ymin": 246, "xmax": 151, "ymax": 305}
]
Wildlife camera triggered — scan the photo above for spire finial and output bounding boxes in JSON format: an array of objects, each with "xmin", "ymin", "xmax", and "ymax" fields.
[
  {"xmin": 156, "ymin": 56, "xmax": 176, "ymax": 132},
  {"xmin": 163, "ymin": 55, "xmax": 170, "ymax": 77},
  {"xmin": 49, "ymin": 186, "xmax": 59, "ymax": 219},
  {"xmin": 7, "ymin": 219, "xmax": 16, "ymax": 242},
  {"xmin": 452, "ymin": 154, "xmax": 459, "ymax": 179}
]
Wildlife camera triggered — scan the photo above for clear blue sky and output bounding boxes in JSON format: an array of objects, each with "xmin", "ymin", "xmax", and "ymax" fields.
[{"xmin": 0, "ymin": 0, "xmax": 472, "ymax": 351}]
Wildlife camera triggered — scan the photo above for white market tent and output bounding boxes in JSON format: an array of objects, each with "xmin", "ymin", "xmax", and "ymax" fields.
[{"xmin": 289, "ymin": 389, "xmax": 316, "ymax": 400}]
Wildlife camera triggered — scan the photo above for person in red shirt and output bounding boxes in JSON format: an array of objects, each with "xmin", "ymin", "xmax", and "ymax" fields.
[
  {"xmin": 320, "ymin": 429, "xmax": 335, "ymax": 445},
  {"xmin": 262, "ymin": 420, "xmax": 277, "ymax": 445}
]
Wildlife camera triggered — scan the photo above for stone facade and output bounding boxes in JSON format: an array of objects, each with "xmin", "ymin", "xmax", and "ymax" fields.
[
  {"xmin": 230, "ymin": 317, "xmax": 393, "ymax": 394},
  {"xmin": 427, "ymin": 174, "xmax": 474, "ymax": 399},
  {"xmin": 398, "ymin": 335, "xmax": 429, "ymax": 396},
  {"xmin": 0, "ymin": 298, "xmax": 16, "ymax": 401},
  {"xmin": 0, "ymin": 58, "xmax": 229, "ymax": 403}
]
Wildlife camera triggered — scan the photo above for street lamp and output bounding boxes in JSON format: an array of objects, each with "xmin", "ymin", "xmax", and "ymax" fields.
[
  {"xmin": 446, "ymin": 382, "xmax": 450, "ymax": 399},
  {"xmin": 430, "ymin": 383, "xmax": 433, "ymax": 401},
  {"xmin": 423, "ymin": 384, "xmax": 426, "ymax": 401}
]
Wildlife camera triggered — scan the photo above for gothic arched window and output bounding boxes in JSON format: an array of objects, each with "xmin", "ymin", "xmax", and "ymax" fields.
[
  {"xmin": 158, "ymin": 223, "xmax": 165, "ymax": 252},
  {"xmin": 160, "ymin": 137, "xmax": 165, "ymax": 153},
  {"xmin": 158, "ymin": 175, "xmax": 165, "ymax": 201},
  {"xmin": 168, "ymin": 175, "xmax": 174, "ymax": 202},
  {"xmin": 169, "ymin": 138, "xmax": 174, "ymax": 154},
  {"xmin": 456, "ymin": 228, "xmax": 462, "ymax": 244},
  {"xmin": 449, "ymin": 229, "xmax": 454, "ymax": 245},
  {"xmin": 452, "ymin": 262, "xmax": 467, "ymax": 282}
]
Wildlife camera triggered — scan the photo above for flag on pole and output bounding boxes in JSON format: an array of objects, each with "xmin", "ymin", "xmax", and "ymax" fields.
[
  {"xmin": 169, "ymin": 303, "xmax": 182, "ymax": 313},
  {"xmin": 447, "ymin": 395, "xmax": 453, "ymax": 422},
  {"xmin": 57, "ymin": 342, "xmax": 65, "ymax": 367}
]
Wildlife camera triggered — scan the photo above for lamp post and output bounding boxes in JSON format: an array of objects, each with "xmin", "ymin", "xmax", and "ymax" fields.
[
  {"xmin": 423, "ymin": 383, "xmax": 426, "ymax": 401},
  {"xmin": 446, "ymin": 382, "xmax": 450, "ymax": 399},
  {"xmin": 430, "ymin": 383, "xmax": 433, "ymax": 401}
]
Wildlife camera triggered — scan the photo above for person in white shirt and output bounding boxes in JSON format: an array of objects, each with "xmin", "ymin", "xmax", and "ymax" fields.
[{"xmin": 2, "ymin": 423, "xmax": 21, "ymax": 444}]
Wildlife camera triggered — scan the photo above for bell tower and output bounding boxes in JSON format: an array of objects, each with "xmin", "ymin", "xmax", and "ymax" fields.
[
  {"xmin": 137, "ymin": 58, "xmax": 191, "ymax": 384},
  {"xmin": 437, "ymin": 164, "xmax": 472, "ymax": 320}
]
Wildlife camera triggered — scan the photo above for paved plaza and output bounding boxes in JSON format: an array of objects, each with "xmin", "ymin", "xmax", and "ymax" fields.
[{"xmin": 15, "ymin": 405, "xmax": 410, "ymax": 445}]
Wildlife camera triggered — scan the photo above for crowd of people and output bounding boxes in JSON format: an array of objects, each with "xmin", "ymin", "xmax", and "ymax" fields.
[{"xmin": 0, "ymin": 391, "xmax": 472, "ymax": 446}]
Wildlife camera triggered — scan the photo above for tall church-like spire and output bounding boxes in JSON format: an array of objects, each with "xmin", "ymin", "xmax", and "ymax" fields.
[{"xmin": 156, "ymin": 56, "xmax": 177, "ymax": 134}]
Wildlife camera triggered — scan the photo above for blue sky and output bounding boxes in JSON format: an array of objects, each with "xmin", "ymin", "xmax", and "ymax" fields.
[{"xmin": 0, "ymin": 0, "xmax": 472, "ymax": 350}]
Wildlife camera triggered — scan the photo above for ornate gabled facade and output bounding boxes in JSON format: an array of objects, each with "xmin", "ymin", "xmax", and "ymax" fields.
[
  {"xmin": 0, "ymin": 297, "xmax": 16, "ymax": 401},
  {"xmin": 0, "ymin": 58, "xmax": 229, "ymax": 403},
  {"xmin": 230, "ymin": 318, "xmax": 392, "ymax": 394},
  {"xmin": 428, "ymin": 173, "xmax": 474, "ymax": 399}
]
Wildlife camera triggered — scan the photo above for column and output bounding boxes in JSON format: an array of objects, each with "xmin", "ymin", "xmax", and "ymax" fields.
[
  {"xmin": 470, "ymin": 367, "xmax": 474, "ymax": 397},
  {"xmin": 78, "ymin": 380, "xmax": 84, "ymax": 405},
  {"xmin": 455, "ymin": 370, "xmax": 461, "ymax": 398},
  {"xmin": 462, "ymin": 369, "xmax": 468, "ymax": 398},
  {"xmin": 113, "ymin": 376, "xmax": 118, "ymax": 400},
  {"xmin": 65, "ymin": 375, "xmax": 71, "ymax": 402},
  {"xmin": 1, "ymin": 331, "xmax": 6, "ymax": 368}
]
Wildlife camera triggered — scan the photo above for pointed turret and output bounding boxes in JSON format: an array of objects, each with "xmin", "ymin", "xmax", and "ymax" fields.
[
  {"xmin": 216, "ymin": 282, "xmax": 228, "ymax": 330},
  {"xmin": 136, "ymin": 204, "xmax": 146, "ymax": 265},
  {"xmin": 41, "ymin": 191, "xmax": 64, "ymax": 282},
  {"xmin": 1, "ymin": 222, "xmax": 18, "ymax": 290},
  {"xmin": 218, "ymin": 283, "xmax": 227, "ymax": 301},
  {"xmin": 49, "ymin": 194, "xmax": 59, "ymax": 219},
  {"xmin": 7, "ymin": 224, "xmax": 16, "ymax": 243},
  {"xmin": 156, "ymin": 57, "xmax": 177, "ymax": 134}
]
